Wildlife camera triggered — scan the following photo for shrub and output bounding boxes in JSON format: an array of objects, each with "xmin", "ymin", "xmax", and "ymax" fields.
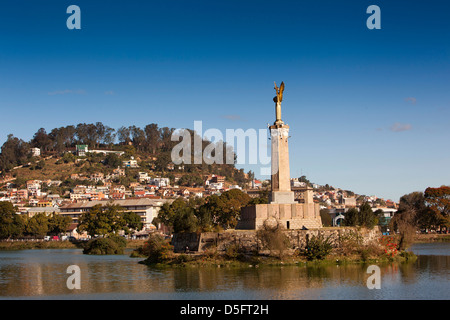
[
  {"xmin": 256, "ymin": 219, "xmax": 290, "ymax": 259},
  {"xmin": 83, "ymin": 235, "xmax": 127, "ymax": 255},
  {"xmin": 224, "ymin": 243, "xmax": 243, "ymax": 260},
  {"xmin": 339, "ymin": 230, "xmax": 364, "ymax": 256},
  {"xmin": 304, "ymin": 235, "xmax": 333, "ymax": 261},
  {"xmin": 143, "ymin": 234, "xmax": 174, "ymax": 264},
  {"xmin": 378, "ymin": 235, "xmax": 399, "ymax": 258}
]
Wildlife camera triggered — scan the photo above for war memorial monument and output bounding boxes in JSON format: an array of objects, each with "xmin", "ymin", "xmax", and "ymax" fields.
[{"xmin": 237, "ymin": 82, "xmax": 323, "ymax": 230}]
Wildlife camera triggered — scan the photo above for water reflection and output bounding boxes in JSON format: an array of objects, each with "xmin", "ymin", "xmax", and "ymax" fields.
[{"xmin": 0, "ymin": 243, "xmax": 449, "ymax": 299}]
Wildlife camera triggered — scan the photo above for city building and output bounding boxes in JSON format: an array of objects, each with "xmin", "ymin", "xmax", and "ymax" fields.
[
  {"xmin": 76, "ymin": 145, "xmax": 89, "ymax": 157},
  {"xmin": 59, "ymin": 198, "xmax": 174, "ymax": 230}
]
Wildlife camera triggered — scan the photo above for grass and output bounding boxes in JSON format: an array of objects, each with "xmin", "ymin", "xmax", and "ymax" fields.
[
  {"xmin": 0, "ymin": 239, "xmax": 148, "ymax": 251},
  {"xmin": 413, "ymin": 233, "xmax": 450, "ymax": 243},
  {"xmin": 138, "ymin": 247, "xmax": 416, "ymax": 268},
  {"xmin": 0, "ymin": 240, "xmax": 79, "ymax": 250}
]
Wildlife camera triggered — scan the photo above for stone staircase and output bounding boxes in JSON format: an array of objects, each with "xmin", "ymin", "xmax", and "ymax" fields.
[{"xmin": 298, "ymin": 218, "xmax": 323, "ymax": 229}]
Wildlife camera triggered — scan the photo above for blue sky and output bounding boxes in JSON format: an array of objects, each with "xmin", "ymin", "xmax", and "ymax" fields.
[{"xmin": 0, "ymin": 0, "xmax": 449, "ymax": 201}]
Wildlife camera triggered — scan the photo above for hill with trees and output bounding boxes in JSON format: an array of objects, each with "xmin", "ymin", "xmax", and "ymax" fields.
[{"xmin": 0, "ymin": 122, "xmax": 254, "ymax": 190}]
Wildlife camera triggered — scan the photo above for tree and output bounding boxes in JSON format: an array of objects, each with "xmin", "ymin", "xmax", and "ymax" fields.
[
  {"xmin": 78, "ymin": 204, "xmax": 125, "ymax": 237},
  {"xmin": 391, "ymin": 191, "xmax": 426, "ymax": 250},
  {"xmin": 117, "ymin": 126, "xmax": 131, "ymax": 145},
  {"xmin": 195, "ymin": 204, "xmax": 214, "ymax": 231},
  {"xmin": 299, "ymin": 175, "xmax": 311, "ymax": 187},
  {"xmin": 103, "ymin": 126, "xmax": 116, "ymax": 146},
  {"xmin": 173, "ymin": 206, "xmax": 198, "ymax": 233},
  {"xmin": 205, "ymin": 189, "xmax": 251, "ymax": 229},
  {"xmin": 0, "ymin": 201, "xmax": 25, "ymax": 239},
  {"xmin": 129, "ymin": 126, "xmax": 146, "ymax": 151},
  {"xmin": 344, "ymin": 202, "xmax": 377, "ymax": 228},
  {"xmin": 31, "ymin": 128, "xmax": 52, "ymax": 152},
  {"xmin": 178, "ymin": 173, "xmax": 203, "ymax": 187},
  {"xmin": 359, "ymin": 202, "xmax": 377, "ymax": 228},
  {"xmin": 423, "ymin": 186, "xmax": 450, "ymax": 230},
  {"xmin": 123, "ymin": 211, "xmax": 144, "ymax": 235},
  {"xmin": 144, "ymin": 123, "xmax": 160, "ymax": 154},
  {"xmin": 156, "ymin": 198, "xmax": 200, "ymax": 233},
  {"xmin": 344, "ymin": 208, "xmax": 359, "ymax": 226},
  {"xmin": 0, "ymin": 134, "xmax": 30, "ymax": 172},
  {"xmin": 48, "ymin": 213, "xmax": 72, "ymax": 235},
  {"xmin": 25, "ymin": 213, "xmax": 50, "ymax": 237},
  {"xmin": 159, "ymin": 127, "xmax": 175, "ymax": 152},
  {"xmin": 104, "ymin": 153, "xmax": 121, "ymax": 168},
  {"xmin": 157, "ymin": 198, "xmax": 189, "ymax": 232},
  {"xmin": 95, "ymin": 122, "xmax": 106, "ymax": 148},
  {"xmin": 155, "ymin": 152, "xmax": 171, "ymax": 173},
  {"xmin": 320, "ymin": 209, "xmax": 332, "ymax": 227}
]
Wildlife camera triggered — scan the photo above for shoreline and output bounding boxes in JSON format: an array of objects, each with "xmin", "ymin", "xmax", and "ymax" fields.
[
  {"xmin": 0, "ymin": 234, "xmax": 447, "ymax": 254},
  {"xmin": 413, "ymin": 233, "xmax": 450, "ymax": 243},
  {"xmin": 0, "ymin": 239, "xmax": 147, "ymax": 251},
  {"xmin": 137, "ymin": 250, "xmax": 418, "ymax": 268}
]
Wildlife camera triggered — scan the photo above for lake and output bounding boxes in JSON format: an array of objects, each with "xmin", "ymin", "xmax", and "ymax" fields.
[{"xmin": 0, "ymin": 242, "xmax": 448, "ymax": 300}]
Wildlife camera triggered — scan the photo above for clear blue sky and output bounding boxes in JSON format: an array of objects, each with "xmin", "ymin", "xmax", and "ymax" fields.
[{"xmin": 1, "ymin": 0, "xmax": 449, "ymax": 201}]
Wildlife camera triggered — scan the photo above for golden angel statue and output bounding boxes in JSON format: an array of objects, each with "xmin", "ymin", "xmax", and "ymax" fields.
[
  {"xmin": 273, "ymin": 81, "xmax": 284, "ymax": 103},
  {"xmin": 273, "ymin": 81, "xmax": 284, "ymax": 124}
]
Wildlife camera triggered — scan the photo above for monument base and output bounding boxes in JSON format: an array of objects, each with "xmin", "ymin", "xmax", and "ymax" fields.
[
  {"xmin": 269, "ymin": 191, "xmax": 295, "ymax": 204},
  {"xmin": 236, "ymin": 202, "xmax": 322, "ymax": 230}
]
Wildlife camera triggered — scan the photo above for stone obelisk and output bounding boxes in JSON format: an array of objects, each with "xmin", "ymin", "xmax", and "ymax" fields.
[{"xmin": 269, "ymin": 82, "xmax": 295, "ymax": 204}]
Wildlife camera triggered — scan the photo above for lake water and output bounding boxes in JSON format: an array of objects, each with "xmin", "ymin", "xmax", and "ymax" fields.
[{"xmin": 0, "ymin": 243, "xmax": 448, "ymax": 300}]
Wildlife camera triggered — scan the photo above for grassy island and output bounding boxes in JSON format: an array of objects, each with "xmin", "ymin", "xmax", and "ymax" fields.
[{"xmin": 133, "ymin": 232, "xmax": 417, "ymax": 268}]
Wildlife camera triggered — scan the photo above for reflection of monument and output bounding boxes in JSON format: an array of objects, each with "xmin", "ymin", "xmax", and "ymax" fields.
[{"xmin": 237, "ymin": 82, "xmax": 322, "ymax": 230}]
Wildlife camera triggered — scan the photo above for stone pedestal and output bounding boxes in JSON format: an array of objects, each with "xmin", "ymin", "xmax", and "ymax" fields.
[{"xmin": 236, "ymin": 203, "xmax": 322, "ymax": 230}]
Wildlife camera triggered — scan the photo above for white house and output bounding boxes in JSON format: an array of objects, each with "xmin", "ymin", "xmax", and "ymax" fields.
[
  {"xmin": 150, "ymin": 177, "xmax": 170, "ymax": 188},
  {"xmin": 123, "ymin": 156, "xmax": 139, "ymax": 168},
  {"xmin": 30, "ymin": 148, "xmax": 41, "ymax": 157}
]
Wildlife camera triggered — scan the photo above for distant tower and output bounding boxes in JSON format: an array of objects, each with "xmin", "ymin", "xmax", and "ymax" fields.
[{"xmin": 269, "ymin": 82, "xmax": 295, "ymax": 204}]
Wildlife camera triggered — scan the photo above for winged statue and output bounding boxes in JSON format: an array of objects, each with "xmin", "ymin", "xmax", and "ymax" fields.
[{"xmin": 273, "ymin": 81, "xmax": 285, "ymax": 103}]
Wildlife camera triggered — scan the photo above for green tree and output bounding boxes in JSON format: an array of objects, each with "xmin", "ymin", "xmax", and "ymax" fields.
[
  {"xmin": 178, "ymin": 173, "xmax": 203, "ymax": 187},
  {"xmin": 104, "ymin": 153, "xmax": 121, "ymax": 168},
  {"xmin": 320, "ymin": 209, "xmax": 332, "ymax": 227},
  {"xmin": 78, "ymin": 204, "xmax": 126, "ymax": 237},
  {"xmin": 423, "ymin": 186, "xmax": 450, "ymax": 230},
  {"xmin": 173, "ymin": 206, "xmax": 198, "ymax": 233},
  {"xmin": 391, "ymin": 192, "xmax": 425, "ymax": 250},
  {"xmin": 0, "ymin": 134, "xmax": 30, "ymax": 172},
  {"xmin": 48, "ymin": 213, "xmax": 72, "ymax": 235},
  {"xmin": 123, "ymin": 211, "xmax": 144, "ymax": 235},
  {"xmin": 344, "ymin": 208, "xmax": 359, "ymax": 226},
  {"xmin": 26, "ymin": 213, "xmax": 50, "ymax": 237},
  {"xmin": 344, "ymin": 203, "xmax": 376, "ymax": 228},
  {"xmin": 0, "ymin": 201, "xmax": 25, "ymax": 239},
  {"xmin": 299, "ymin": 175, "xmax": 311, "ymax": 187},
  {"xmin": 206, "ymin": 189, "xmax": 251, "ymax": 229},
  {"xmin": 359, "ymin": 202, "xmax": 377, "ymax": 228},
  {"xmin": 31, "ymin": 128, "xmax": 52, "ymax": 152}
]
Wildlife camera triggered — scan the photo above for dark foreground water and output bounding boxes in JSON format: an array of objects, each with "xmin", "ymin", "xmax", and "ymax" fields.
[{"xmin": 0, "ymin": 243, "xmax": 448, "ymax": 299}]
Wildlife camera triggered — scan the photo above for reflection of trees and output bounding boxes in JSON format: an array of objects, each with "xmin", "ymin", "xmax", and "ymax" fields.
[
  {"xmin": 416, "ymin": 255, "xmax": 450, "ymax": 275},
  {"xmin": 169, "ymin": 265, "xmax": 372, "ymax": 294},
  {"xmin": 1, "ymin": 250, "xmax": 448, "ymax": 298}
]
